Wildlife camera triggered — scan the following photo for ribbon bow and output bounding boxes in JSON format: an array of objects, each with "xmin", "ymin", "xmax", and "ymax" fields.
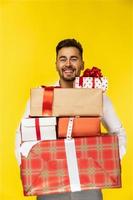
[{"xmin": 82, "ymin": 67, "xmax": 103, "ymax": 77}]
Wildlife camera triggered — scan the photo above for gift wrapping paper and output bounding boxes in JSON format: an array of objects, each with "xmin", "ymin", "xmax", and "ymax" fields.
[
  {"xmin": 21, "ymin": 135, "xmax": 121, "ymax": 196},
  {"xmin": 30, "ymin": 87, "xmax": 103, "ymax": 117},
  {"xmin": 57, "ymin": 117, "xmax": 101, "ymax": 138},
  {"xmin": 74, "ymin": 77, "xmax": 108, "ymax": 91},
  {"xmin": 21, "ymin": 117, "xmax": 57, "ymax": 142}
]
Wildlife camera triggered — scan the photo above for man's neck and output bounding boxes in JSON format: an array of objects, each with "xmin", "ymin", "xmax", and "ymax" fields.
[{"xmin": 59, "ymin": 79, "xmax": 74, "ymax": 88}]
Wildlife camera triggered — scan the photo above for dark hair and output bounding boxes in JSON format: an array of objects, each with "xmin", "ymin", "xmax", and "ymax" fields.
[{"xmin": 56, "ymin": 38, "xmax": 83, "ymax": 58}]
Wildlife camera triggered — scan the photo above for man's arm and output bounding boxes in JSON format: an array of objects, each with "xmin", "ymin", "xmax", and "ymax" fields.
[
  {"xmin": 15, "ymin": 100, "xmax": 30, "ymax": 165},
  {"xmin": 101, "ymin": 95, "xmax": 127, "ymax": 160}
]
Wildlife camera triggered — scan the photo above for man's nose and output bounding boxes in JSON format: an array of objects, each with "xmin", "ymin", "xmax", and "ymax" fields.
[{"xmin": 65, "ymin": 59, "xmax": 71, "ymax": 66}]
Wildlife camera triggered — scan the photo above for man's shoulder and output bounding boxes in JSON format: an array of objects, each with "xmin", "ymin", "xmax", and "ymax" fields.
[{"xmin": 53, "ymin": 81, "xmax": 60, "ymax": 86}]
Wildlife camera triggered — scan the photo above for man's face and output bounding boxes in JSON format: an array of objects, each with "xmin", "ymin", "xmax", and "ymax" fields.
[{"xmin": 56, "ymin": 47, "xmax": 84, "ymax": 81}]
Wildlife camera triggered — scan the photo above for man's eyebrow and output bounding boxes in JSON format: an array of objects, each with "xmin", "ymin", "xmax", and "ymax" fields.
[
  {"xmin": 58, "ymin": 55, "xmax": 67, "ymax": 59},
  {"xmin": 70, "ymin": 56, "xmax": 78, "ymax": 58},
  {"xmin": 59, "ymin": 55, "xmax": 78, "ymax": 58}
]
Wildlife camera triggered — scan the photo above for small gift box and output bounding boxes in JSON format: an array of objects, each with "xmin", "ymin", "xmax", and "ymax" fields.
[
  {"xmin": 21, "ymin": 117, "xmax": 57, "ymax": 142},
  {"xmin": 74, "ymin": 67, "xmax": 108, "ymax": 91},
  {"xmin": 30, "ymin": 87, "xmax": 103, "ymax": 117},
  {"xmin": 21, "ymin": 135, "xmax": 121, "ymax": 196},
  {"xmin": 58, "ymin": 117, "xmax": 101, "ymax": 138}
]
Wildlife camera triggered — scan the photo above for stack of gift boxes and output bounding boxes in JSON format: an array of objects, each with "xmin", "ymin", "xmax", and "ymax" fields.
[{"xmin": 20, "ymin": 67, "xmax": 121, "ymax": 196}]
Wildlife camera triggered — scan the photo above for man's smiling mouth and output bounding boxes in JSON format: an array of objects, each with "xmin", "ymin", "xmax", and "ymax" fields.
[{"xmin": 63, "ymin": 68, "xmax": 75, "ymax": 74}]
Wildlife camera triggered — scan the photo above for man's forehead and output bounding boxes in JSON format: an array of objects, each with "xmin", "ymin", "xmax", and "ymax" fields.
[{"xmin": 57, "ymin": 47, "xmax": 81, "ymax": 57}]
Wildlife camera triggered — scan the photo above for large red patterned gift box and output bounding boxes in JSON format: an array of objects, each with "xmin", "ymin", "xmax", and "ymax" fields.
[{"xmin": 21, "ymin": 135, "xmax": 121, "ymax": 196}]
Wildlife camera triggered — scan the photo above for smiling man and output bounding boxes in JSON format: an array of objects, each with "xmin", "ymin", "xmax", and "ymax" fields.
[{"xmin": 15, "ymin": 39, "xmax": 126, "ymax": 200}]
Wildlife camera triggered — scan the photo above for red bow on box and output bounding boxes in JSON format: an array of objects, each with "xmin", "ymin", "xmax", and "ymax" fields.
[{"xmin": 82, "ymin": 67, "xmax": 103, "ymax": 77}]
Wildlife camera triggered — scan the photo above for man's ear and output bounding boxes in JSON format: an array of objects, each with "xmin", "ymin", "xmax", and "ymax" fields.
[{"xmin": 55, "ymin": 61, "xmax": 58, "ymax": 71}]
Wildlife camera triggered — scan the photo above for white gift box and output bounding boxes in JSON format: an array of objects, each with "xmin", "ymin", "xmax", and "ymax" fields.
[
  {"xmin": 74, "ymin": 77, "xmax": 108, "ymax": 91},
  {"xmin": 21, "ymin": 117, "xmax": 57, "ymax": 142}
]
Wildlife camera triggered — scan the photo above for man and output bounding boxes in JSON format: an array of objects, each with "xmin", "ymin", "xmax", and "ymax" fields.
[{"xmin": 15, "ymin": 39, "xmax": 126, "ymax": 200}]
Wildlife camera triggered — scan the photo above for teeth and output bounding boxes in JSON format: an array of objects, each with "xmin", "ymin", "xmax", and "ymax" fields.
[{"xmin": 64, "ymin": 69, "xmax": 74, "ymax": 72}]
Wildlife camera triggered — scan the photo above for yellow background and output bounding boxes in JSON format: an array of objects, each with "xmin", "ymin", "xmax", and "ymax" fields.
[{"xmin": 0, "ymin": 0, "xmax": 132, "ymax": 199}]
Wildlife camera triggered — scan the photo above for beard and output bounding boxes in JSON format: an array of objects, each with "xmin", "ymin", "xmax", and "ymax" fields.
[{"xmin": 62, "ymin": 75, "xmax": 76, "ymax": 82}]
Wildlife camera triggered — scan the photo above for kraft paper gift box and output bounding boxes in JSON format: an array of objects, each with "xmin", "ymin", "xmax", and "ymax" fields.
[
  {"xmin": 30, "ymin": 87, "xmax": 103, "ymax": 117},
  {"xmin": 21, "ymin": 135, "xmax": 121, "ymax": 196},
  {"xmin": 74, "ymin": 77, "xmax": 108, "ymax": 91},
  {"xmin": 21, "ymin": 117, "xmax": 57, "ymax": 142},
  {"xmin": 58, "ymin": 117, "xmax": 101, "ymax": 138}
]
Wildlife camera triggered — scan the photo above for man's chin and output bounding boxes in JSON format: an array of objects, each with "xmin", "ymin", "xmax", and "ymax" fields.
[{"xmin": 63, "ymin": 76, "xmax": 75, "ymax": 82}]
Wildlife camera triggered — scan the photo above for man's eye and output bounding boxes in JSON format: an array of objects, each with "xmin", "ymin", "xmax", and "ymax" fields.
[
  {"xmin": 60, "ymin": 58, "xmax": 66, "ymax": 62},
  {"xmin": 71, "ymin": 58, "xmax": 78, "ymax": 61}
]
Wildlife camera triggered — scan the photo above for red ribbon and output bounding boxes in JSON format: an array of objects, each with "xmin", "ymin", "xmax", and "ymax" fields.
[
  {"xmin": 42, "ymin": 86, "xmax": 54, "ymax": 116},
  {"xmin": 92, "ymin": 77, "xmax": 95, "ymax": 88},
  {"xmin": 82, "ymin": 67, "xmax": 103, "ymax": 77},
  {"xmin": 79, "ymin": 76, "xmax": 83, "ymax": 87},
  {"xmin": 35, "ymin": 118, "xmax": 41, "ymax": 140}
]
